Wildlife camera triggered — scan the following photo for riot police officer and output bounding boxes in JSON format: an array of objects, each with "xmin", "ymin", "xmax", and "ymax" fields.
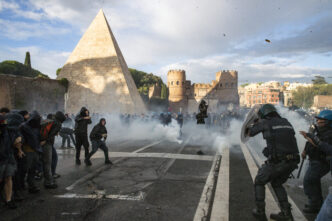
[
  {"xmin": 301, "ymin": 110, "xmax": 332, "ymax": 213},
  {"xmin": 247, "ymin": 104, "xmax": 300, "ymax": 221},
  {"xmin": 196, "ymin": 100, "xmax": 208, "ymax": 124}
]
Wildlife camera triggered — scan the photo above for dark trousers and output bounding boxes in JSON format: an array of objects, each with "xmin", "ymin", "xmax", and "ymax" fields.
[
  {"xmin": 60, "ymin": 132, "xmax": 76, "ymax": 147},
  {"xmin": 25, "ymin": 152, "xmax": 39, "ymax": 188},
  {"xmin": 254, "ymin": 160, "xmax": 298, "ymax": 210},
  {"xmin": 14, "ymin": 156, "xmax": 27, "ymax": 191},
  {"xmin": 51, "ymin": 146, "xmax": 58, "ymax": 176},
  {"xmin": 88, "ymin": 140, "xmax": 109, "ymax": 161},
  {"xmin": 75, "ymin": 133, "xmax": 89, "ymax": 160},
  {"xmin": 303, "ymin": 160, "xmax": 330, "ymax": 208}
]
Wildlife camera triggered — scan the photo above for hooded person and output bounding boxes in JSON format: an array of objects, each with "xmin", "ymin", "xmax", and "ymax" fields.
[
  {"xmin": 74, "ymin": 107, "xmax": 92, "ymax": 165},
  {"xmin": 0, "ymin": 115, "xmax": 18, "ymax": 209},
  {"xmin": 59, "ymin": 114, "xmax": 75, "ymax": 149},
  {"xmin": 19, "ymin": 111, "xmax": 42, "ymax": 193},
  {"xmin": 6, "ymin": 113, "xmax": 25, "ymax": 201},
  {"xmin": 40, "ymin": 111, "xmax": 66, "ymax": 189},
  {"xmin": 85, "ymin": 118, "xmax": 112, "ymax": 166}
]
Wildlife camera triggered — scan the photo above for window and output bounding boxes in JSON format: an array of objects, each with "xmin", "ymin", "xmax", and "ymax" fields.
[
  {"xmin": 225, "ymin": 83, "xmax": 228, "ymax": 87},
  {"xmin": 171, "ymin": 81, "xmax": 173, "ymax": 85},
  {"xmin": 182, "ymin": 81, "xmax": 184, "ymax": 85},
  {"xmin": 176, "ymin": 81, "xmax": 179, "ymax": 85},
  {"xmin": 231, "ymin": 83, "xmax": 234, "ymax": 87},
  {"xmin": 272, "ymin": 95, "xmax": 274, "ymax": 97},
  {"xmin": 220, "ymin": 83, "xmax": 222, "ymax": 87}
]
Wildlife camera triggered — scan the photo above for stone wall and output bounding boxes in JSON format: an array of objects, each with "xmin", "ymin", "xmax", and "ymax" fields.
[{"xmin": 0, "ymin": 74, "xmax": 66, "ymax": 114}]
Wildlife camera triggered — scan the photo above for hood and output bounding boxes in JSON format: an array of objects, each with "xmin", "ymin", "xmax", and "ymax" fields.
[
  {"xmin": 55, "ymin": 111, "xmax": 66, "ymax": 123},
  {"xmin": 6, "ymin": 113, "xmax": 24, "ymax": 130},
  {"xmin": 99, "ymin": 118, "xmax": 106, "ymax": 125},
  {"xmin": 79, "ymin": 107, "xmax": 88, "ymax": 117},
  {"xmin": 27, "ymin": 111, "xmax": 41, "ymax": 128}
]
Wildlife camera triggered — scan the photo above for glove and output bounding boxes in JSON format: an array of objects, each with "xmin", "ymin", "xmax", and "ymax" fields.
[{"xmin": 306, "ymin": 133, "xmax": 321, "ymax": 146}]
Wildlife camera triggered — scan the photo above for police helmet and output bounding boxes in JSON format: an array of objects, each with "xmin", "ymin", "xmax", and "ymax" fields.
[
  {"xmin": 315, "ymin": 109, "xmax": 332, "ymax": 127},
  {"xmin": 258, "ymin": 104, "xmax": 277, "ymax": 118}
]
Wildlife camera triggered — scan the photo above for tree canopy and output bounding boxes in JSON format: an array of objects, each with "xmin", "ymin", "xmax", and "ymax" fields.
[
  {"xmin": 312, "ymin": 76, "xmax": 327, "ymax": 85},
  {"xmin": 292, "ymin": 84, "xmax": 332, "ymax": 108},
  {"xmin": 0, "ymin": 60, "xmax": 49, "ymax": 78},
  {"xmin": 129, "ymin": 68, "xmax": 166, "ymax": 97}
]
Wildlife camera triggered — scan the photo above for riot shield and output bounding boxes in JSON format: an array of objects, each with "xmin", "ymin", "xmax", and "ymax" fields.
[{"xmin": 240, "ymin": 104, "xmax": 262, "ymax": 143}]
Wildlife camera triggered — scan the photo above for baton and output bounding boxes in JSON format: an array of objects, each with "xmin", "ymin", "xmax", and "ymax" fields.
[{"xmin": 297, "ymin": 158, "xmax": 305, "ymax": 179}]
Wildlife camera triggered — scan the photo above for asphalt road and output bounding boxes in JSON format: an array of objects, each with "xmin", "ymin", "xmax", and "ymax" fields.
[{"xmin": 1, "ymin": 132, "xmax": 330, "ymax": 221}]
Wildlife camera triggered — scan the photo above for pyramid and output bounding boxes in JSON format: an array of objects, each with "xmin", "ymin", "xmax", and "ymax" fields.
[{"xmin": 57, "ymin": 9, "xmax": 146, "ymax": 114}]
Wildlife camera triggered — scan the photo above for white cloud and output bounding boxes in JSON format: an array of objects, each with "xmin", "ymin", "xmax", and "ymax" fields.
[
  {"xmin": 1, "ymin": 0, "xmax": 332, "ymax": 83},
  {"xmin": 0, "ymin": 19, "xmax": 70, "ymax": 40}
]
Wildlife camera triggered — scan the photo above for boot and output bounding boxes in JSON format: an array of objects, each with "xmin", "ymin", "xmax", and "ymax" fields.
[
  {"xmin": 5, "ymin": 201, "xmax": 17, "ymax": 209},
  {"xmin": 84, "ymin": 158, "xmax": 92, "ymax": 166},
  {"xmin": 105, "ymin": 159, "xmax": 113, "ymax": 165},
  {"xmin": 44, "ymin": 183, "xmax": 58, "ymax": 189},
  {"xmin": 252, "ymin": 208, "xmax": 268, "ymax": 221},
  {"xmin": 14, "ymin": 190, "xmax": 25, "ymax": 202},
  {"xmin": 76, "ymin": 159, "xmax": 81, "ymax": 165},
  {"xmin": 270, "ymin": 203, "xmax": 293, "ymax": 221}
]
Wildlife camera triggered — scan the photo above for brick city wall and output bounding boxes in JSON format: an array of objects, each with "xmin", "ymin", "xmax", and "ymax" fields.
[{"xmin": 0, "ymin": 74, "xmax": 66, "ymax": 114}]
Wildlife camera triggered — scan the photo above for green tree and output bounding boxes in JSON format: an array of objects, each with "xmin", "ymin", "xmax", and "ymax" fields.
[
  {"xmin": 161, "ymin": 84, "xmax": 167, "ymax": 99},
  {"xmin": 312, "ymin": 76, "xmax": 327, "ymax": 85},
  {"xmin": 24, "ymin": 51, "xmax": 31, "ymax": 69},
  {"xmin": 56, "ymin": 68, "xmax": 62, "ymax": 76},
  {"xmin": 129, "ymin": 68, "xmax": 167, "ymax": 99},
  {"xmin": 0, "ymin": 60, "xmax": 48, "ymax": 78},
  {"xmin": 292, "ymin": 84, "xmax": 332, "ymax": 108}
]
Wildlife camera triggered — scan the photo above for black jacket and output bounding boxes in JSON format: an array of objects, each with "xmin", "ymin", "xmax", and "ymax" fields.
[
  {"xmin": 75, "ymin": 107, "xmax": 92, "ymax": 135},
  {"xmin": 305, "ymin": 126, "xmax": 332, "ymax": 161},
  {"xmin": 90, "ymin": 119, "xmax": 107, "ymax": 141},
  {"xmin": 44, "ymin": 111, "xmax": 65, "ymax": 145},
  {"xmin": 20, "ymin": 111, "xmax": 42, "ymax": 152},
  {"xmin": 249, "ymin": 116, "xmax": 299, "ymax": 157}
]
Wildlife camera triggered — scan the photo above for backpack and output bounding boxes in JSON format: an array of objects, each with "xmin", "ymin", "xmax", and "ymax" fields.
[{"xmin": 40, "ymin": 119, "xmax": 54, "ymax": 141}]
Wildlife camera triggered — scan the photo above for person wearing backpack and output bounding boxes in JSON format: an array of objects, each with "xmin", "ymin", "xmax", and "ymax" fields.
[
  {"xmin": 74, "ymin": 107, "xmax": 91, "ymax": 165},
  {"xmin": 40, "ymin": 111, "xmax": 66, "ymax": 189},
  {"xmin": 85, "ymin": 118, "xmax": 112, "ymax": 166}
]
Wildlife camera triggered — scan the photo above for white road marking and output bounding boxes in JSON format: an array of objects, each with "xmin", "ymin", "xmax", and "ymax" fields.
[
  {"xmin": 210, "ymin": 146, "xmax": 229, "ymax": 221},
  {"xmin": 65, "ymin": 140, "xmax": 162, "ymax": 191},
  {"xmin": 244, "ymin": 143, "xmax": 307, "ymax": 221},
  {"xmin": 55, "ymin": 191, "xmax": 145, "ymax": 201},
  {"xmin": 193, "ymin": 155, "xmax": 220, "ymax": 221},
  {"xmin": 241, "ymin": 143, "xmax": 280, "ymax": 220},
  {"xmin": 91, "ymin": 152, "xmax": 214, "ymax": 161}
]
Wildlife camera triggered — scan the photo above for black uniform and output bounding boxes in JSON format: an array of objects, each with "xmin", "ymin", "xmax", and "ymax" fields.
[
  {"xmin": 87, "ymin": 118, "xmax": 110, "ymax": 163},
  {"xmin": 196, "ymin": 101, "xmax": 208, "ymax": 124},
  {"xmin": 249, "ymin": 116, "xmax": 299, "ymax": 216},
  {"xmin": 74, "ymin": 107, "xmax": 91, "ymax": 162},
  {"xmin": 303, "ymin": 126, "xmax": 332, "ymax": 209}
]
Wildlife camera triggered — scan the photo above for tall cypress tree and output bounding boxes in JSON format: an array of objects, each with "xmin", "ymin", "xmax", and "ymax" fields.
[
  {"xmin": 24, "ymin": 51, "xmax": 31, "ymax": 69},
  {"xmin": 161, "ymin": 84, "xmax": 167, "ymax": 99}
]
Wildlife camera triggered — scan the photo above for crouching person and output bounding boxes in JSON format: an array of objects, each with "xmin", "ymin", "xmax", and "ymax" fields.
[{"xmin": 85, "ymin": 118, "xmax": 112, "ymax": 166}]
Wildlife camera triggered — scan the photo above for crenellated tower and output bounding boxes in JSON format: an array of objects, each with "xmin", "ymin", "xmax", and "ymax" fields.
[{"xmin": 167, "ymin": 70, "xmax": 187, "ymax": 112}]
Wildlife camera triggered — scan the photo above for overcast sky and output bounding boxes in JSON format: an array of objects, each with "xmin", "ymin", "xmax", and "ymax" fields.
[{"xmin": 1, "ymin": 0, "xmax": 332, "ymax": 84}]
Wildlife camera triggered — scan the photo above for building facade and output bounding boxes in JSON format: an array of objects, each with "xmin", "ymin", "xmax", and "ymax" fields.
[{"xmin": 167, "ymin": 70, "xmax": 239, "ymax": 113}]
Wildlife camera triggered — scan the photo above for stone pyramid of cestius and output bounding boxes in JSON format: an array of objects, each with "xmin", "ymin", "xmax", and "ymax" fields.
[{"xmin": 58, "ymin": 9, "xmax": 146, "ymax": 114}]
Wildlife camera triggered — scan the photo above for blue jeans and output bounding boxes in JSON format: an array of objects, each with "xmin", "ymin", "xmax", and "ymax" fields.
[{"xmin": 316, "ymin": 193, "xmax": 332, "ymax": 221}]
